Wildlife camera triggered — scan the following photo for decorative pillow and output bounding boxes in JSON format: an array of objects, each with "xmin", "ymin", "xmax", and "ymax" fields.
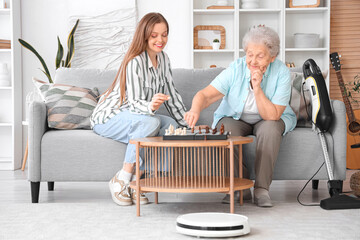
[
  {"xmin": 33, "ymin": 78, "xmax": 99, "ymax": 130},
  {"xmin": 289, "ymin": 72, "xmax": 312, "ymax": 128}
]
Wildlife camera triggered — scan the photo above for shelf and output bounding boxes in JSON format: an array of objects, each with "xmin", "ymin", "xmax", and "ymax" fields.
[
  {"xmin": 0, "ymin": 157, "xmax": 11, "ymax": 163},
  {"xmin": 0, "ymin": 86, "xmax": 12, "ymax": 90},
  {"xmin": 191, "ymin": 0, "xmax": 330, "ymax": 76},
  {"xmin": 285, "ymin": 48, "xmax": 328, "ymax": 52},
  {"xmin": 0, "ymin": 49, "xmax": 11, "ymax": 53},
  {"xmin": 285, "ymin": 7, "xmax": 329, "ymax": 14},
  {"xmin": 22, "ymin": 121, "xmax": 28, "ymax": 126},
  {"xmin": 130, "ymin": 177, "xmax": 254, "ymax": 193},
  {"xmin": 239, "ymin": 9, "xmax": 281, "ymax": 13},
  {"xmin": 193, "ymin": 9, "xmax": 235, "ymax": 15},
  {"xmin": 0, "ymin": 9, "xmax": 11, "ymax": 15},
  {"xmin": 0, "ymin": 123, "xmax": 12, "ymax": 127},
  {"xmin": 194, "ymin": 49, "xmax": 235, "ymax": 53}
]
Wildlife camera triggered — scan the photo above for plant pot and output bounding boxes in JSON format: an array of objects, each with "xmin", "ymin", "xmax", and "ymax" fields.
[{"xmin": 212, "ymin": 42, "xmax": 220, "ymax": 50}]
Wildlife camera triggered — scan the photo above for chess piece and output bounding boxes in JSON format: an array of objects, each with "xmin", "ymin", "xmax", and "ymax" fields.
[
  {"xmin": 220, "ymin": 124, "xmax": 224, "ymax": 135},
  {"xmin": 182, "ymin": 127, "xmax": 187, "ymax": 135},
  {"xmin": 212, "ymin": 128, "xmax": 217, "ymax": 134},
  {"xmin": 191, "ymin": 127, "xmax": 194, "ymax": 133},
  {"xmin": 169, "ymin": 124, "xmax": 175, "ymax": 135},
  {"xmin": 205, "ymin": 126, "xmax": 209, "ymax": 134},
  {"xmin": 198, "ymin": 126, "xmax": 201, "ymax": 133}
]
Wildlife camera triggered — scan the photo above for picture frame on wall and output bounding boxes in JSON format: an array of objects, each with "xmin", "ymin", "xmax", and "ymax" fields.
[
  {"xmin": 289, "ymin": 0, "xmax": 320, "ymax": 8},
  {"xmin": 193, "ymin": 25, "xmax": 226, "ymax": 49}
]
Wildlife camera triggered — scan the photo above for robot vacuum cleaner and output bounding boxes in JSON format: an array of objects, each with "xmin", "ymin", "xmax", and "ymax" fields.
[{"xmin": 176, "ymin": 212, "xmax": 250, "ymax": 238}]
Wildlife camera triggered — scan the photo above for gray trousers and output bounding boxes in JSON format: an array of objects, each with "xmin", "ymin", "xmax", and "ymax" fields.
[{"xmin": 216, "ymin": 117, "xmax": 285, "ymax": 190}]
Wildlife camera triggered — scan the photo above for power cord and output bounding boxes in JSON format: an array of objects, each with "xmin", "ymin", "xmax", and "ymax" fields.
[
  {"xmin": 296, "ymin": 162, "xmax": 324, "ymax": 206},
  {"xmin": 296, "ymin": 82, "xmax": 325, "ymax": 206}
]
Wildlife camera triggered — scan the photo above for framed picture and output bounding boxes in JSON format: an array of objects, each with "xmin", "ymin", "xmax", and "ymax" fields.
[
  {"xmin": 289, "ymin": 0, "xmax": 320, "ymax": 8},
  {"xmin": 193, "ymin": 25, "xmax": 226, "ymax": 49}
]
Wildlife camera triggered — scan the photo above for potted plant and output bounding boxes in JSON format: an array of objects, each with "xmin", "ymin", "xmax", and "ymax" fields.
[{"xmin": 212, "ymin": 38, "xmax": 220, "ymax": 50}]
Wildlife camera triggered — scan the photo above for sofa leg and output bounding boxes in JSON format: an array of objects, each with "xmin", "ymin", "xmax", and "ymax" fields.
[
  {"xmin": 312, "ymin": 180, "xmax": 319, "ymax": 190},
  {"xmin": 48, "ymin": 182, "xmax": 54, "ymax": 191},
  {"xmin": 31, "ymin": 182, "xmax": 40, "ymax": 203}
]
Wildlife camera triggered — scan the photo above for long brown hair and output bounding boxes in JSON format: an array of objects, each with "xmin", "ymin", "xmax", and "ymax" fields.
[{"xmin": 100, "ymin": 12, "xmax": 169, "ymax": 105}]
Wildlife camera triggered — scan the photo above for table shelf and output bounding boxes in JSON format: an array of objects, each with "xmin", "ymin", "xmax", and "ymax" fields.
[{"xmin": 130, "ymin": 177, "xmax": 253, "ymax": 193}]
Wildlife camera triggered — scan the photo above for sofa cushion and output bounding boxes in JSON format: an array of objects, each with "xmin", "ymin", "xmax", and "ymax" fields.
[
  {"xmin": 41, "ymin": 130, "xmax": 126, "ymax": 181},
  {"xmin": 289, "ymin": 72, "xmax": 312, "ymax": 127},
  {"xmin": 55, "ymin": 67, "xmax": 117, "ymax": 94},
  {"xmin": 33, "ymin": 78, "xmax": 99, "ymax": 130},
  {"xmin": 243, "ymin": 127, "xmax": 333, "ymax": 180}
]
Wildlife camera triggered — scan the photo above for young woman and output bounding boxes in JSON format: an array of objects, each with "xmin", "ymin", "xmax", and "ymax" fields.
[{"xmin": 90, "ymin": 13, "xmax": 187, "ymax": 206}]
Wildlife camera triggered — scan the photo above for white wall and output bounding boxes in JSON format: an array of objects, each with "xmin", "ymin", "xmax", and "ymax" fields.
[
  {"xmin": 20, "ymin": 0, "xmax": 191, "ymax": 147},
  {"xmin": 21, "ymin": 0, "xmax": 191, "ymax": 94}
]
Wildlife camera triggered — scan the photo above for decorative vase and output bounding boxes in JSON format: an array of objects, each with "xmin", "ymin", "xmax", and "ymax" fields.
[
  {"xmin": 217, "ymin": 0, "xmax": 228, "ymax": 6},
  {"xmin": 212, "ymin": 42, "xmax": 220, "ymax": 50},
  {"xmin": 241, "ymin": 0, "xmax": 259, "ymax": 9},
  {"xmin": 0, "ymin": 63, "xmax": 11, "ymax": 87}
]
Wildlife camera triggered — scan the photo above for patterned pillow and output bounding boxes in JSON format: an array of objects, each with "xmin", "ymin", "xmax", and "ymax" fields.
[
  {"xmin": 33, "ymin": 78, "xmax": 99, "ymax": 129},
  {"xmin": 289, "ymin": 72, "xmax": 312, "ymax": 128}
]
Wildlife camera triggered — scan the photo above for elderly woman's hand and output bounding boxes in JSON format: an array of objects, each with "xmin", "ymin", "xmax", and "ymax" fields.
[
  {"xmin": 184, "ymin": 110, "xmax": 200, "ymax": 128},
  {"xmin": 250, "ymin": 66, "xmax": 267, "ymax": 91}
]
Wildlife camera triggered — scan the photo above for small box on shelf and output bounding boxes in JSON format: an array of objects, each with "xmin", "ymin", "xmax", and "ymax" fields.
[{"xmin": 289, "ymin": 0, "xmax": 320, "ymax": 8}]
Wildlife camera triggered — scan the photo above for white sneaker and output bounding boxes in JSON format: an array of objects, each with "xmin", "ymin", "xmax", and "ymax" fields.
[
  {"xmin": 131, "ymin": 189, "xmax": 149, "ymax": 205},
  {"xmin": 222, "ymin": 189, "xmax": 252, "ymax": 204},
  {"xmin": 109, "ymin": 176, "xmax": 132, "ymax": 206}
]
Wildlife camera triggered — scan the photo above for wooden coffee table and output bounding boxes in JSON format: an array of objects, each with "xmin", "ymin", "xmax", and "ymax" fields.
[{"xmin": 129, "ymin": 136, "xmax": 253, "ymax": 216}]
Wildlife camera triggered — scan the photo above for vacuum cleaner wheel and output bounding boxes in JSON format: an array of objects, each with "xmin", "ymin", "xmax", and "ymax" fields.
[{"xmin": 176, "ymin": 212, "xmax": 250, "ymax": 238}]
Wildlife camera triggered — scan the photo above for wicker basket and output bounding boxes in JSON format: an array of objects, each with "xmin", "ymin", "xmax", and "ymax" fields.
[{"xmin": 350, "ymin": 171, "xmax": 360, "ymax": 197}]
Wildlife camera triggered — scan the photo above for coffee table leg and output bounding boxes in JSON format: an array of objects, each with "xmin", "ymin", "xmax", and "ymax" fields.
[
  {"xmin": 230, "ymin": 141, "xmax": 234, "ymax": 214},
  {"xmin": 239, "ymin": 145, "xmax": 243, "ymax": 206},
  {"xmin": 136, "ymin": 142, "xmax": 141, "ymax": 217},
  {"xmin": 155, "ymin": 192, "xmax": 158, "ymax": 204}
]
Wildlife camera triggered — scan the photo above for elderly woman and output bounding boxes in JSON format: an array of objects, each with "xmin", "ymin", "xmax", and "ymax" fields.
[{"xmin": 184, "ymin": 26, "xmax": 296, "ymax": 207}]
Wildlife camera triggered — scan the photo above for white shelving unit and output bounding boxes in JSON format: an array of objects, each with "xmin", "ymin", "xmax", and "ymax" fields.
[
  {"xmin": 0, "ymin": 0, "xmax": 22, "ymax": 170},
  {"xmin": 191, "ymin": 0, "xmax": 330, "ymax": 86}
]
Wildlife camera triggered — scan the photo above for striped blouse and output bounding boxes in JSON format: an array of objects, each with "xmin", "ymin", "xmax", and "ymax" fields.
[{"xmin": 90, "ymin": 51, "xmax": 188, "ymax": 128}]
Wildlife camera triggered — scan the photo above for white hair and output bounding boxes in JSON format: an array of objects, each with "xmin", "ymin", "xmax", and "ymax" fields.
[{"xmin": 242, "ymin": 26, "xmax": 280, "ymax": 57}]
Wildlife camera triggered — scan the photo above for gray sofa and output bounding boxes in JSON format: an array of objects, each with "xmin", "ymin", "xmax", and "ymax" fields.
[{"xmin": 28, "ymin": 67, "xmax": 347, "ymax": 203}]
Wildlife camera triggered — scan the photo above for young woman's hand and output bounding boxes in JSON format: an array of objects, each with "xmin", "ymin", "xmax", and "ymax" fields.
[
  {"xmin": 184, "ymin": 110, "xmax": 200, "ymax": 128},
  {"xmin": 150, "ymin": 93, "xmax": 170, "ymax": 111}
]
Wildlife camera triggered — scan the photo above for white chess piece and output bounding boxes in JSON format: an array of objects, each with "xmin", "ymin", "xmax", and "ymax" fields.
[
  {"xmin": 175, "ymin": 128, "xmax": 181, "ymax": 135},
  {"xmin": 169, "ymin": 124, "xmax": 175, "ymax": 135}
]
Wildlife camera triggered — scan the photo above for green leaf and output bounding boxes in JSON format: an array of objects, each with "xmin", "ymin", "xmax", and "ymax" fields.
[
  {"xmin": 55, "ymin": 36, "xmax": 64, "ymax": 70},
  {"xmin": 40, "ymin": 69, "xmax": 53, "ymax": 84},
  {"xmin": 18, "ymin": 38, "xmax": 53, "ymax": 83},
  {"xmin": 65, "ymin": 35, "xmax": 75, "ymax": 67},
  {"xmin": 65, "ymin": 19, "xmax": 79, "ymax": 67}
]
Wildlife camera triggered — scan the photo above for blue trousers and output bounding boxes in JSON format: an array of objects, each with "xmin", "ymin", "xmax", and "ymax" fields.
[{"xmin": 93, "ymin": 110, "xmax": 178, "ymax": 170}]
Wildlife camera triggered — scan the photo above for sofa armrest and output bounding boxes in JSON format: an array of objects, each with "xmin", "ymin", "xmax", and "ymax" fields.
[
  {"xmin": 28, "ymin": 101, "xmax": 48, "ymax": 182},
  {"xmin": 328, "ymin": 100, "xmax": 347, "ymax": 180}
]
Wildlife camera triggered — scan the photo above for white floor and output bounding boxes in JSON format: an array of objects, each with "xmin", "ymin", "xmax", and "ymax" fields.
[{"xmin": 0, "ymin": 169, "xmax": 359, "ymax": 240}]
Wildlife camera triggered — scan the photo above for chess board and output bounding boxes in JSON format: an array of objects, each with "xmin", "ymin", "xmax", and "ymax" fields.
[{"xmin": 163, "ymin": 130, "xmax": 229, "ymax": 140}]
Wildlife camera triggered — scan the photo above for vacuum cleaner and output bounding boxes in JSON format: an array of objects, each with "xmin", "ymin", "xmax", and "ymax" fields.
[
  {"xmin": 303, "ymin": 59, "xmax": 360, "ymax": 210},
  {"xmin": 176, "ymin": 212, "xmax": 250, "ymax": 237}
]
